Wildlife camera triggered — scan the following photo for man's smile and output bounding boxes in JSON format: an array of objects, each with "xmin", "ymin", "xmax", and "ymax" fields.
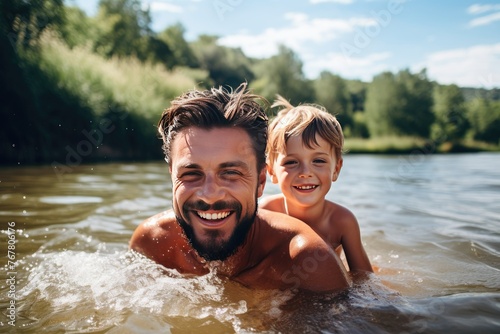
[{"xmin": 194, "ymin": 210, "xmax": 234, "ymax": 228}]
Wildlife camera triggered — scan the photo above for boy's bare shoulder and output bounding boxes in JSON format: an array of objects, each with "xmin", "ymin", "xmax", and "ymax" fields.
[
  {"xmin": 259, "ymin": 194, "xmax": 285, "ymax": 212},
  {"xmin": 325, "ymin": 201, "xmax": 360, "ymax": 229}
]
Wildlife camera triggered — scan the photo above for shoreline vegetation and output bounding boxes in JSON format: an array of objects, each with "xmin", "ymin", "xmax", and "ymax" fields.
[
  {"xmin": 2, "ymin": 1, "xmax": 499, "ymax": 167},
  {"xmin": 344, "ymin": 137, "xmax": 500, "ymax": 155}
]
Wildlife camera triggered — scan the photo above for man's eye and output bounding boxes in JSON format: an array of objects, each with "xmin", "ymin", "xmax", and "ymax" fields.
[
  {"xmin": 221, "ymin": 170, "xmax": 241, "ymax": 177},
  {"xmin": 180, "ymin": 171, "xmax": 202, "ymax": 180}
]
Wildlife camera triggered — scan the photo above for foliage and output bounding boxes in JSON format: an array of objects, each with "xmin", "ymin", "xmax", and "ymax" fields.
[
  {"xmin": 346, "ymin": 79, "xmax": 367, "ymax": 113},
  {"xmin": 158, "ymin": 23, "xmax": 199, "ymax": 68},
  {"xmin": 92, "ymin": 0, "xmax": 155, "ymax": 60},
  {"xmin": 1, "ymin": 1, "xmax": 499, "ymax": 165},
  {"xmin": 365, "ymin": 69, "xmax": 434, "ymax": 137},
  {"xmin": 466, "ymin": 98, "xmax": 500, "ymax": 144},
  {"xmin": 0, "ymin": 0, "xmax": 64, "ymax": 49},
  {"xmin": 251, "ymin": 45, "xmax": 314, "ymax": 107},
  {"xmin": 58, "ymin": 6, "xmax": 96, "ymax": 48},
  {"xmin": 314, "ymin": 71, "xmax": 353, "ymax": 130},
  {"xmin": 431, "ymin": 84, "xmax": 468, "ymax": 143},
  {"xmin": 190, "ymin": 35, "xmax": 255, "ymax": 88}
]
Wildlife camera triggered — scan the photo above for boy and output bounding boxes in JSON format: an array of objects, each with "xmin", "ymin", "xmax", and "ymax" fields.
[{"xmin": 260, "ymin": 96, "xmax": 373, "ymax": 273}]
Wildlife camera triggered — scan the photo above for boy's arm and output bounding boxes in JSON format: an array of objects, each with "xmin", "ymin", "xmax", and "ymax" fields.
[{"xmin": 338, "ymin": 209, "xmax": 374, "ymax": 273}]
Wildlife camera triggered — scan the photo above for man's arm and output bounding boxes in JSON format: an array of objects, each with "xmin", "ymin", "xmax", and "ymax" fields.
[{"xmin": 287, "ymin": 234, "xmax": 351, "ymax": 292}]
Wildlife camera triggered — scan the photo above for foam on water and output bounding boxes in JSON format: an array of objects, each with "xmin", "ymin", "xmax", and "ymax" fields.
[
  {"xmin": 12, "ymin": 247, "xmax": 417, "ymax": 333},
  {"xmin": 15, "ymin": 250, "xmax": 296, "ymax": 332}
]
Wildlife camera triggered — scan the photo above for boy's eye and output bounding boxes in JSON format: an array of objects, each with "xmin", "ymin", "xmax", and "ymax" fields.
[
  {"xmin": 313, "ymin": 159, "xmax": 327, "ymax": 164},
  {"xmin": 283, "ymin": 160, "xmax": 297, "ymax": 166}
]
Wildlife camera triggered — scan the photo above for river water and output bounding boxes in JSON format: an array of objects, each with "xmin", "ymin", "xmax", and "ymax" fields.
[{"xmin": 1, "ymin": 153, "xmax": 499, "ymax": 333}]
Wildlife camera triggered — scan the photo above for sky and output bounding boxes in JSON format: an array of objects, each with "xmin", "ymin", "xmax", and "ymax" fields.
[{"xmin": 68, "ymin": 0, "xmax": 500, "ymax": 88}]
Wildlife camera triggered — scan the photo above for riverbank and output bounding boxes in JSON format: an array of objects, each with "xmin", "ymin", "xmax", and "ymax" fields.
[{"xmin": 344, "ymin": 137, "xmax": 500, "ymax": 154}]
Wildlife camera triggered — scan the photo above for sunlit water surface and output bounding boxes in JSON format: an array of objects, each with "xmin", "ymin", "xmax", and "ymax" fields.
[{"xmin": 1, "ymin": 153, "xmax": 499, "ymax": 333}]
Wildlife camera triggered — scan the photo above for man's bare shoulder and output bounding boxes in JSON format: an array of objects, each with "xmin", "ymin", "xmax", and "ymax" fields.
[
  {"xmin": 255, "ymin": 208, "xmax": 329, "ymax": 250},
  {"xmin": 257, "ymin": 208, "xmax": 312, "ymax": 232},
  {"xmin": 129, "ymin": 210, "xmax": 178, "ymax": 254},
  {"xmin": 256, "ymin": 209, "xmax": 350, "ymax": 291}
]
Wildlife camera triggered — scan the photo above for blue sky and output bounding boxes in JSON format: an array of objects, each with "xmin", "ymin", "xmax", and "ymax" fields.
[{"xmin": 68, "ymin": 0, "xmax": 500, "ymax": 88}]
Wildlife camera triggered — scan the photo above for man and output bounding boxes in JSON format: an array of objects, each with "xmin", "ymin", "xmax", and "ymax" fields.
[{"xmin": 129, "ymin": 84, "xmax": 350, "ymax": 292}]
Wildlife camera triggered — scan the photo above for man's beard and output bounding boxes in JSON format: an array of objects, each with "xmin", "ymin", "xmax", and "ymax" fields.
[{"xmin": 176, "ymin": 197, "xmax": 258, "ymax": 261}]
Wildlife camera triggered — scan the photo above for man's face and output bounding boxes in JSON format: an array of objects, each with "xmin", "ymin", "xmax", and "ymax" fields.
[{"xmin": 169, "ymin": 127, "xmax": 266, "ymax": 261}]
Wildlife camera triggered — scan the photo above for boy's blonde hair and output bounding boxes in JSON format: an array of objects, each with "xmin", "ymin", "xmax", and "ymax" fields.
[{"xmin": 267, "ymin": 95, "xmax": 344, "ymax": 170}]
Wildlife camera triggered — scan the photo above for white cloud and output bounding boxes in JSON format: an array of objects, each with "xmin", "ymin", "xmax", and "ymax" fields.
[
  {"xmin": 468, "ymin": 11, "xmax": 500, "ymax": 27},
  {"xmin": 310, "ymin": 0, "xmax": 354, "ymax": 4},
  {"xmin": 218, "ymin": 13, "xmax": 377, "ymax": 59},
  {"xmin": 303, "ymin": 51, "xmax": 392, "ymax": 81},
  {"xmin": 415, "ymin": 43, "xmax": 500, "ymax": 88},
  {"xmin": 145, "ymin": 1, "xmax": 183, "ymax": 13},
  {"xmin": 467, "ymin": 4, "xmax": 500, "ymax": 15}
]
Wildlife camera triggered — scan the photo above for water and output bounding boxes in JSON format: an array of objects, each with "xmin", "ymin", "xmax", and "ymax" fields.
[{"xmin": 1, "ymin": 153, "xmax": 499, "ymax": 333}]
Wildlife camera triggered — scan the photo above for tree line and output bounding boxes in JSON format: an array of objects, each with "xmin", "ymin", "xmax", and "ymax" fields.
[{"xmin": 1, "ymin": 0, "xmax": 499, "ymax": 165}]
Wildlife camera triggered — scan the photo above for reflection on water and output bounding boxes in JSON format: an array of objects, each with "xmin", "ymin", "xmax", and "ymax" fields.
[{"xmin": 1, "ymin": 153, "xmax": 500, "ymax": 333}]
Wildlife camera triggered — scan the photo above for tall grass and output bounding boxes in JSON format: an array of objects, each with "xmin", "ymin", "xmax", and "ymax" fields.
[
  {"xmin": 344, "ymin": 136, "xmax": 431, "ymax": 154},
  {"xmin": 38, "ymin": 33, "xmax": 199, "ymax": 119},
  {"xmin": 13, "ymin": 33, "xmax": 207, "ymax": 162},
  {"xmin": 345, "ymin": 136, "xmax": 499, "ymax": 154}
]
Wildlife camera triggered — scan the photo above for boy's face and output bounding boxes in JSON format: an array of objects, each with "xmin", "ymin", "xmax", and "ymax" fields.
[{"xmin": 269, "ymin": 134, "xmax": 342, "ymax": 209}]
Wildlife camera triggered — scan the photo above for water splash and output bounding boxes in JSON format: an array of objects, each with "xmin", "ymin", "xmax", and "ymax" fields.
[{"xmin": 15, "ymin": 250, "xmax": 291, "ymax": 333}]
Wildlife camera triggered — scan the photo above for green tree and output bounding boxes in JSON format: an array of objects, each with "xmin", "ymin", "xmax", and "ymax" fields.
[
  {"xmin": 251, "ymin": 45, "xmax": 314, "ymax": 106},
  {"xmin": 365, "ymin": 69, "xmax": 433, "ymax": 137},
  {"xmin": 159, "ymin": 23, "xmax": 198, "ymax": 68},
  {"xmin": 191, "ymin": 35, "xmax": 254, "ymax": 88},
  {"xmin": 364, "ymin": 71, "xmax": 403, "ymax": 136},
  {"xmin": 346, "ymin": 79, "xmax": 367, "ymax": 113},
  {"xmin": 0, "ymin": 0, "xmax": 67, "ymax": 163},
  {"xmin": 431, "ymin": 84, "xmax": 469, "ymax": 143},
  {"xmin": 93, "ymin": 0, "xmax": 155, "ymax": 60},
  {"xmin": 58, "ymin": 6, "xmax": 96, "ymax": 48},
  {"xmin": 466, "ymin": 98, "xmax": 500, "ymax": 144},
  {"xmin": 0, "ymin": 0, "xmax": 64, "ymax": 50},
  {"xmin": 314, "ymin": 71, "xmax": 353, "ymax": 131}
]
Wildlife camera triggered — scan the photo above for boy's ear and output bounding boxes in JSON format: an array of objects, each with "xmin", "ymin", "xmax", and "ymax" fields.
[
  {"xmin": 266, "ymin": 164, "xmax": 278, "ymax": 184},
  {"xmin": 332, "ymin": 157, "xmax": 343, "ymax": 182}
]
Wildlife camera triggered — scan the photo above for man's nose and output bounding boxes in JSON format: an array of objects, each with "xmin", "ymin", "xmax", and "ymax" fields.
[{"xmin": 196, "ymin": 174, "xmax": 225, "ymax": 203}]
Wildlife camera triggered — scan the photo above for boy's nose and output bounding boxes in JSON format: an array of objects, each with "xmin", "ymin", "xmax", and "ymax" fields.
[{"xmin": 298, "ymin": 164, "xmax": 312, "ymax": 177}]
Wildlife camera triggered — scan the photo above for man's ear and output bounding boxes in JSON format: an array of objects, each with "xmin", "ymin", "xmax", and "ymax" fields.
[
  {"xmin": 257, "ymin": 167, "xmax": 267, "ymax": 197},
  {"xmin": 332, "ymin": 157, "xmax": 343, "ymax": 182},
  {"xmin": 266, "ymin": 163, "xmax": 278, "ymax": 184}
]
